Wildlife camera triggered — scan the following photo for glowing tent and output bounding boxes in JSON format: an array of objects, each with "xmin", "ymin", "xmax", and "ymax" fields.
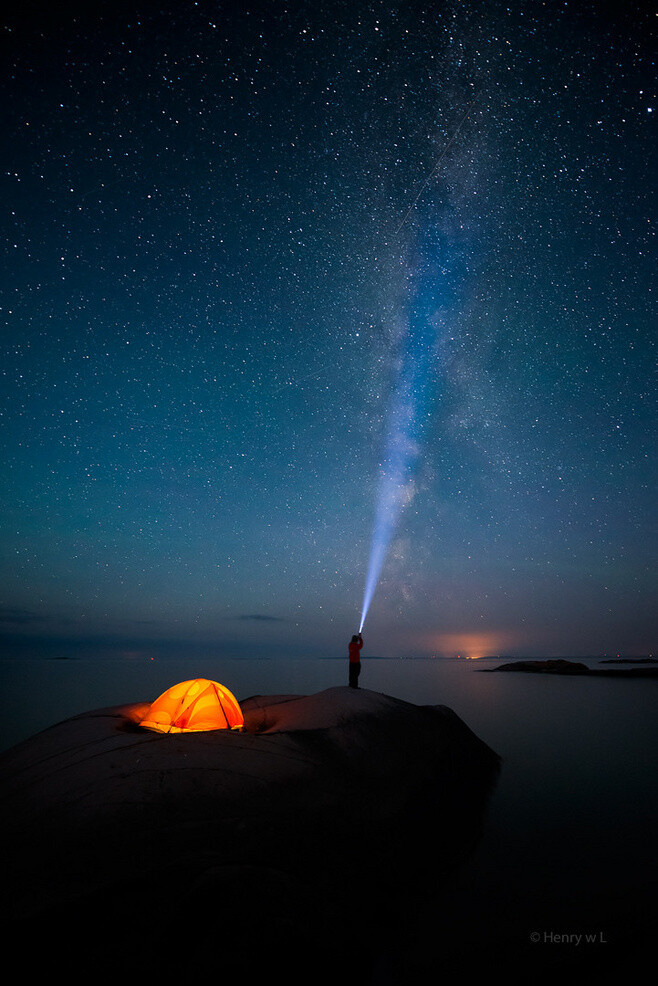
[{"xmin": 138, "ymin": 678, "xmax": 244, "ymax": 733}]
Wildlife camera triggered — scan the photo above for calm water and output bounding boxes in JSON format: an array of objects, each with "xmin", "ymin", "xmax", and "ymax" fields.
[{"xmin": 1, "ymin": 655, "xmax": 656, "ymax": 970}]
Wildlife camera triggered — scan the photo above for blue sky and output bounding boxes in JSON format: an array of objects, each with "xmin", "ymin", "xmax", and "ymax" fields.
[{"xmin": 1, "ymin": 0, "xmax": 655, "ymax": 659}]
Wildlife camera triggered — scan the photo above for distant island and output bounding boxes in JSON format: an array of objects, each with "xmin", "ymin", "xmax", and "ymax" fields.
[
  {"xmin": 599, "ymin": 657, "xmax": 658, "ymax": 664},
  {"xmin": 483, "ymin": 659, "xmax": 658, "ymax": 677}
]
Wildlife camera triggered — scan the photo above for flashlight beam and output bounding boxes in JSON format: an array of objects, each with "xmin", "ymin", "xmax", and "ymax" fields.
[{"xmin": 359, "ymin": 320, "xmax": 428, "ymax": 632}]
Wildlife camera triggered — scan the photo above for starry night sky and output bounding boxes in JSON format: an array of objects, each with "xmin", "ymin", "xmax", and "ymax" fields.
[{"xmin": 1, "ymin": 1, "xmax": 655, "ymax": 660}]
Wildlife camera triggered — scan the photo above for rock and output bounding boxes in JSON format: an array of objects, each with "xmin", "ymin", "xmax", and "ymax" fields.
[
  {"xmin": 489, "ymin": 659, "xmax": 591, "ymax": 674},
  {"xmin": 486, "ymin": 659, "xmax": 658, "ymax": 677},
  {"xmin": 0, "ymin": 687, "xmax": 499, "ymax": 981}
]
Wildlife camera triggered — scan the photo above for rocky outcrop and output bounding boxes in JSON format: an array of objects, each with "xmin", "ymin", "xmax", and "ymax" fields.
[
  {"xmin": 489, "ymin": 659, "xmax": 591, "ymax": 673},
  {"xmin": 0, "ymin": 686, "xmax": 499, "ymax": 981},
  {"xmin": 486, "ymin": 659, "xmax": 658, "ymax": 677}
]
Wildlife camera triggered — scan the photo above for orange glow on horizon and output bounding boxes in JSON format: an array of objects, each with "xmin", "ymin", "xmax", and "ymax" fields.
[{"xmin": 422, "ymin": 630, "xmax": 519, "ymax": 660}]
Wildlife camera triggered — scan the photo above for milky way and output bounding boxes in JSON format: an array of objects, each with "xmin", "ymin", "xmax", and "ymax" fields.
[{"xmin": 1, "ymin": 1, "xmax": 655, "ymax": 658}]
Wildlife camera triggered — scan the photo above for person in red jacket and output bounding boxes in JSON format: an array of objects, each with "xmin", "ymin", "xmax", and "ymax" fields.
[{"xmin": 348, "ymin": 633, "xmax": 363, "ymax": 688}]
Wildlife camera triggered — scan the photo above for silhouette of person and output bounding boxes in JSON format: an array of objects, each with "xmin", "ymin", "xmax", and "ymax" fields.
[{"xmin": 348, "ymin": 633, "xmax": 363, "ymax": 688}]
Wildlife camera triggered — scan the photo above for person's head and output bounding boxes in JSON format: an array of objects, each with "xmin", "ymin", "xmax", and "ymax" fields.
[{"xmin": 351, "ymin": 634, "xmax": 359, "ymax": 643}]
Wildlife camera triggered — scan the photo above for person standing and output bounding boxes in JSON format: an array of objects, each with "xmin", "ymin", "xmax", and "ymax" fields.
[{"xmin": 348, "ymin": 633, "xmax": 363, "ymax": 688}]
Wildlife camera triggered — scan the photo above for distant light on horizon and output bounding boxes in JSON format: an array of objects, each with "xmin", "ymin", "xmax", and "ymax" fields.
[{"xmin": 423, "ymin": 630, "xmax": 520, "ymax": 660}]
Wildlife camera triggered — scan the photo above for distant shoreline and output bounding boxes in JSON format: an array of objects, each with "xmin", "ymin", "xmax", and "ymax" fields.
[
  {"xmin": 483, "ymin": 658, "xmax": 658, "ymax": 677},
  {"xmin": 0, "ymin": 651, "xmax": 655, "ymax": 665}
]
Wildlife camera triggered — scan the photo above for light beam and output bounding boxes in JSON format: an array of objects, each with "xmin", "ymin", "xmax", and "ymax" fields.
[
  {"xmin": 359, "ymin": 299, "xmax": 434, "ymax": 632},
  {"xmin": 359, "ymin": 102, "xmax": 476, "ymax": 632}
]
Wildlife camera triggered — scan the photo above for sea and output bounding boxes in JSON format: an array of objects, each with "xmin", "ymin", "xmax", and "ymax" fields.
[{"xmin": 1, "ymin": 653, "xmax": 656, "ymax": 974}]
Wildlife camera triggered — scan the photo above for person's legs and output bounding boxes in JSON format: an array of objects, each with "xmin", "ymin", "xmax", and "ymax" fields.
[{"xmin": 349, "ymin": 662, "xmax": 361, "ymax": 688}]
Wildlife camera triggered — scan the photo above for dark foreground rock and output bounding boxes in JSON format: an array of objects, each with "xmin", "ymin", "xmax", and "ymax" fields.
[
  {"xmin": 0, "ymin": 687, "xmax": 499, "ymax": 984},
  {"xmin": 486, "ymin": 659, "xmax": 658, "ymax": 677}
]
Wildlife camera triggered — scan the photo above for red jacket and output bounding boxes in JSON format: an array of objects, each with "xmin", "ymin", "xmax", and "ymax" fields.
[{"xmin": 348, "ymin": 638, "xmax": 363, "ymax": 663}]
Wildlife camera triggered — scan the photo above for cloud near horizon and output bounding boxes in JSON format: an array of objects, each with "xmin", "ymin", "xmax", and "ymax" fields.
[
  {"xmin": 237, "ymin": 614, "xmax": 288, "ymax": 623},
  {"xmin": 0, "ymin": 607, "xmax": 51, "ymax": 627}
]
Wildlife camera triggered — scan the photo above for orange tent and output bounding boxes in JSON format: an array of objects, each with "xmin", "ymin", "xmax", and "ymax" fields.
[{"xmin": 138, "ymin": 678, "xmax": 244, "ymax": 733}]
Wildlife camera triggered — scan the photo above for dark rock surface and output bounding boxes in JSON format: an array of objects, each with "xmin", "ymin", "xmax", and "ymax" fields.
[{"xmin": 0, "ymin": 686, "xmax": 499, "ymax": 983}]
